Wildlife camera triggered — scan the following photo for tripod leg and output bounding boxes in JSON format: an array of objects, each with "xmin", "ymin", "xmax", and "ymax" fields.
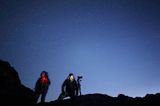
[{"xmin": 80, "ymin": 87, "xmax": 81, "ymax": 96}]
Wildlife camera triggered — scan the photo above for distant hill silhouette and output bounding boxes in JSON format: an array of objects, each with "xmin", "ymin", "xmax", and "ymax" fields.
[{"xmin": 1, "ymin": 59, "xmax": 160, "ymax": 106}]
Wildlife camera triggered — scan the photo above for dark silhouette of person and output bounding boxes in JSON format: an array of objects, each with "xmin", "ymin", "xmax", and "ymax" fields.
[
  {"xmin": 58, "ymin": 73, "xmax": 78, "ymax": 100},
  {"xmin": 34, "ymin": 71, "xmax": 50, "ymax": 103}
]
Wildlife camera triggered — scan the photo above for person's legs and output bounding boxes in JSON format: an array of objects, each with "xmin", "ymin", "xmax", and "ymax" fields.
[
  {"xmin": 41, "ymin": 93, "xmax": 46, "ymax": 103},
  {"xmin": 69, "ymin": 90, "xmax": 77, "ymax": 99},
  {"xmin": 35, "ymin": 92, "xmax": 40, "ymax": 103},
  {"xmin": 69, "ymin": 93, "xmax": 75, "ymax": 99},
  {"xmin": 58, "ymin": 92, "xmax": 64, "ymax": 100},
  {"xmin": 41, "ymin": 90, "xmax": 48, "ymax": 103},
  {"xmin": 58, "ymin": 92, "xmax": 68, "ymax": 100}
]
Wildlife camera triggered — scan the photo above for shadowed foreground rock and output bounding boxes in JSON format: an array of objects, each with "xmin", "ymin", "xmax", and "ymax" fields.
[
  {"xmin": 1, "ymin": 59, "xmax": 160, "ymax": 106},
  {"xmin": 38, "ymin": 93, "xmax": 160, "ymax": 106},
  {"xmin": 0, "ymin": 60, "xmax": 36, "ymax": 105}
]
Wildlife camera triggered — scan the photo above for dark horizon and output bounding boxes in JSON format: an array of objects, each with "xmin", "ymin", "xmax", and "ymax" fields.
[{"xmin": 0, "ymin": 0, "xmax": 160, "ymax": 101}]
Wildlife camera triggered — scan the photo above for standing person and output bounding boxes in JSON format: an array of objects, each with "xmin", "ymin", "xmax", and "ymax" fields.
[
  {"xmin": 58, "ymin": 73, "xmax": 78, "ymax": 100},
  {"xmin": 35, "ymin": 71, "xmax": 51, "ymax": 103}
]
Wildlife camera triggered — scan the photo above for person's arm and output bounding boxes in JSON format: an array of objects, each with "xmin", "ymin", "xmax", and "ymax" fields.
[
  {"xmin": 74, "ymin": 80, "xmax": 78, "ymax": 96},
  {"xmin": 48, "ymin": 78, "xmax": 51, "ymax": 85},
  {"xmin": 35, "ymin": 78, "xmax": 40, "ymax": 91},
  {"xmin": 61, "ymin": 80, "xmax": 66, "ymax": 93}
]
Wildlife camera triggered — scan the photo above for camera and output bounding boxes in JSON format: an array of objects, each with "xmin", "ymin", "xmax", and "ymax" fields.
[
  {"xmin": 78, "ymin": 76, "xmax": 83, "ymax": 80},
  {"xmin": 77, "ymin": 76, "xmax": 83, "ymax": 82},
  {"xmin": 78, "ymin": 76, "xmax": 83, "ymax": 79}
]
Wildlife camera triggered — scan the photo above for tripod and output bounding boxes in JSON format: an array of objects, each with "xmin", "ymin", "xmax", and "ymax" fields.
[{"xmin": 77, "ymin": 76, "xmax": 82, "ymax": 96}]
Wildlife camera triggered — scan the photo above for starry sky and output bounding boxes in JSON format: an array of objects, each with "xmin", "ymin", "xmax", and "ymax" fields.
[{"xmin": 0, "ymin": 0, "xmax": 160, "ymax": 102}]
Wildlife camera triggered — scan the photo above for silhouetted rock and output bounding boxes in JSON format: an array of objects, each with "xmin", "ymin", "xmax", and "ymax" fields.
[
  {"xmin": 0, "ymin": 60, "xmax": 36, "ymax": 105},
  {"xmin": 142, "ymin": 93, "xmax": 160, "ymax": 106},
  {"xmin": 38, "ymin": 93, "xmax": 160, "ymax": 106},
  {"xmin": 1, "ymin": 60, "xmax": 160, "ymax": 106},
  {"xmin": 38, "ymin": 94, "xmax": 115, "ymax": 106}
]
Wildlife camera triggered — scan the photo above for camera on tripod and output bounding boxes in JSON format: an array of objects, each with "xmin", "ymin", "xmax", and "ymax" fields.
[
  {"xmin": 77, "ymin": 76, "xmax": 83, "ymax": 81},
  {"xmin": 77, "ymin": 76, "xmax": 83, "ymax": 96}
]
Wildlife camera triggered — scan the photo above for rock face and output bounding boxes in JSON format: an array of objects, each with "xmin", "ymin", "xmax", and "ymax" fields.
[
  {"xmin": 38, "ymin": 93, "xmax": 160, "ymax": 106},
  {"xmin": 0, "ymin": 60, "xmax": 36, "ymax": 105},
  {"xmin": 1, "ymin": 59, "xmax": 160, "ymax": 106}
]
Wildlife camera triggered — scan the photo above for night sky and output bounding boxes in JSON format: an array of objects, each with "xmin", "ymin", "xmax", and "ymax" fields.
[{"xmin": 0, "ymin": 0, "xmax": 160, "ymax": 102}]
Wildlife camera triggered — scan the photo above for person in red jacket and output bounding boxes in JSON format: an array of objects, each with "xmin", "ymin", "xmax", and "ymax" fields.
[{"xmin": 35, "ymin": 71, "xmax": 50, "ymax": 103}]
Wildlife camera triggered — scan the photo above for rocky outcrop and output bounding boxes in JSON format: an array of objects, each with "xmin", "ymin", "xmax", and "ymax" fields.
[
  {"xmin": 38, "ymin": 93, "xmax": 160, "ymax": 106},
  {"xmin": 0, "ymin": 60, "xmax": 36, "ymax": 105},
  {"xmin": 1, "ymin": 59, "xmax": 160, "ymax": 106}
]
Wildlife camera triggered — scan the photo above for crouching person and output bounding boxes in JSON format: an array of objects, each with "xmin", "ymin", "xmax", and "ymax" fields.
[{"xmin": 58, "ymin": 73, "xmax": 78, "ymax": 100}]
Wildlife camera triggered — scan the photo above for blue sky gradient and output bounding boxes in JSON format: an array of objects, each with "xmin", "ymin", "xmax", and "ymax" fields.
[{"xmin": 0, "ymin": 0, "xmax": 160, "ymax": 101}]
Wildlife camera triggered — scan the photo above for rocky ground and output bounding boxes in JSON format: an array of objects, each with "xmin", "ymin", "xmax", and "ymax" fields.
[{"xmin": 1, "ymin": 59, "xmax": 160, "ymax": 106}]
